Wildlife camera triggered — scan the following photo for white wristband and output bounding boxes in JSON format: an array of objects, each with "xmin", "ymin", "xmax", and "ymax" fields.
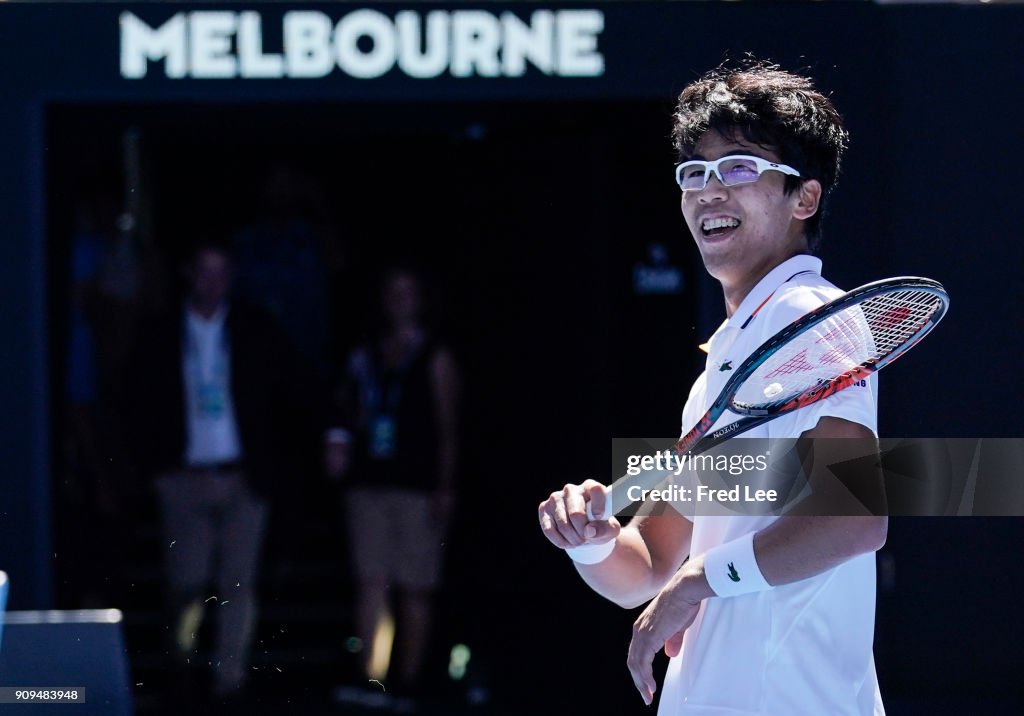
[
  {"xmin": 566, "ymin": 538, "xmax": 616, "ymax": 565},
  {"xmin": 702, "ymin": 531, "xmax": 771, "ymax": 597}
]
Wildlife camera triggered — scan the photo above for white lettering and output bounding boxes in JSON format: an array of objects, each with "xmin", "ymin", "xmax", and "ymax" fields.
[
  {"xmin": 119, "ymin": 12, "xmax": 186, "ymax": 79},
  {"xmin": 189, "ymin": 12, "xmax": 237, "ymax": 79},
  {"xmin": 238, "ymin": 12, "xmax": 284, "ymax": 78},
  {"xmin": 626, "ymin": 455, "xmax": 641, "ymax": 476},
  {"xmin": 698, "ymin": 485, "xmax": 739, "ymax": 502},
  {"xmin": 556, "ymin": 10, "xmax": 604, "ymax": 77},
  {"xmin": 119, "ymin": 10, "xmax": 606, "ymax": 80},
  {"xmin": 451, "ymin": 11, "xmax": 501, "ymax": 78},
  {"xmin": 744, "ymin": 487, "xmax": 778, "ymax": 502},
  {"xmin": 395, "ymin": 10, "xmax": 448, "ymax": 79},
  {"xmin": 335, "ymin": 9, "xmax": 396, "ymax": 79},
  {"xmin": 502, "ymin": 11, "xmax": 554, "ymax": 76},
  {"xmin": 283, "ymin": 11, "xmax": 333, "ymax": 78}
]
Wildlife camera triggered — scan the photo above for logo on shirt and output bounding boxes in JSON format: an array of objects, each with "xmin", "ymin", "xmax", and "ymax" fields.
[
  {"xmin": 727, "ymin": 563, "xmax": 740, "ymax": 582},
  {"xmin": 719, "ymin": 360, "xmax": 733, "ymax": 372}
]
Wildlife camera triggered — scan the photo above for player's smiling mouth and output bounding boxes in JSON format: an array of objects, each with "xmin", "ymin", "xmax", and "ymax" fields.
[{"xmin": 701, "ymin": 216, "xmax": 741, "ymax": 238}]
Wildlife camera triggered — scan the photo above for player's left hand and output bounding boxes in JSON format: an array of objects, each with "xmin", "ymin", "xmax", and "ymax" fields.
[{"xmin": 626, "ymin": 557, "xmax": 714, "ymax": 705}]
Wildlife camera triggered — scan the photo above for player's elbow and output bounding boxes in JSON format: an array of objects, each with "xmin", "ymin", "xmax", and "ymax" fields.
[
  {"xmin": 602, "ymin": 579, "xmax": 662, "ymax": 610},
  {"xmin": 581, "ymin": 571, "xmax": 659, "ymax": 610},
  {"xmin": 851, "ymin": 516, "xmax": 888, "ymax": 554},
  {"xmin": 609, "ymin": 578, "xmax": 668, "ymax": 610},
  {"xmin": 615, "ymin": 595, "xmax": 648, "ymax": 610}
]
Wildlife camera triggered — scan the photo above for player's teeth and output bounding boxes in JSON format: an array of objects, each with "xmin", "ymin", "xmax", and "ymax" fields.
[{"xmin": 702, "ymin": 218, "xmax": 740, "ymax": 231}]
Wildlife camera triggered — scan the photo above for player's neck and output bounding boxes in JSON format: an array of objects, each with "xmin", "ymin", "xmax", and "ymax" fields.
[
  {"xmin": 722, "ymin": 278, "xmax": 761, "ymax": 319},
  {"xmin": 719, "ymin": 247, "xmax": 807, "ymax": 318}
]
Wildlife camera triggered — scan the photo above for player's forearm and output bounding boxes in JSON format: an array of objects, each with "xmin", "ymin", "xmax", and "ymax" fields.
[
  {"xmin": 752, "ymin": 515, "xmax": 887, "ymax": 587},
  {"xmin": 737, "ymin": 417, "xmax": 887, "ymax": 587},
  {"xmin": 573, "ymin": 526, "xmax": 673, "ymax": 609}
]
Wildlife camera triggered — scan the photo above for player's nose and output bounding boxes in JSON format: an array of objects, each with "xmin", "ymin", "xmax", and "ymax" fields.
[{"xmin": 697, "ymin": 174, "xmax": 728, "ymax": 203}]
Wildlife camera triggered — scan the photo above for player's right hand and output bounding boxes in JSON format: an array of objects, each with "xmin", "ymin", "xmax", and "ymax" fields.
[{"xmin": 538, "ymin": 479, "xmax": 620, "ymax": 550}]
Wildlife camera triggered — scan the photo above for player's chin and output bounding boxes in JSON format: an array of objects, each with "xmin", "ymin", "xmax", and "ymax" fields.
[
  {"xmin": 697, "ymin": 247, "xmax": 746, "ymax": 282},
  {"xmin": 695, "ymin": 235, "xmax": 740, "ymax": 266}
]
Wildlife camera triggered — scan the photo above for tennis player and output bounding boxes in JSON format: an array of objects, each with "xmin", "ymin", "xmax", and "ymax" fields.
[{"xmin": 538, "ymin": 63, "xmax": 886, "ymax": 715}]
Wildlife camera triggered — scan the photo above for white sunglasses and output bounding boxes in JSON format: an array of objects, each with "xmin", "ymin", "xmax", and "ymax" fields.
[{"xmin": 675, "ymin": 155, "xmax": 801, "ymax": 192}]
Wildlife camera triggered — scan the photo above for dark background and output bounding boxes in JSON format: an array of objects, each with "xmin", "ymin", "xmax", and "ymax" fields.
[{"xmin": 0, "ymin": 2, "xmax": 1022, "ymax": 713}]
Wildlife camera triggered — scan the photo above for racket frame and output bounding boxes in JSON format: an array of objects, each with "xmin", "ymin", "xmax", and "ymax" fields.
[{"xmin": 674, "ymin": 276, "xmax": 949, "ymax": 456}]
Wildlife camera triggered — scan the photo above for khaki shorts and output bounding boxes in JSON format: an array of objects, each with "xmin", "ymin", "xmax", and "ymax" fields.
[{"xmin": 346, "ymin": 486, "xmax": 445, "ymax": 591}]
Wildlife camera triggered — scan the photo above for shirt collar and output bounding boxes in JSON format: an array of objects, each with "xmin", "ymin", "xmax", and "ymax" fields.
[
  {"xmin": 698, "ymin": 254, "xmax": 821, "ymax": 353},
  {"xmin": 186, "ymin": 303, "xmax": 229, "ymax": 329},
  {"xmin": 726, "ymin": 254, "xmax": 822, "ymax": 329}
]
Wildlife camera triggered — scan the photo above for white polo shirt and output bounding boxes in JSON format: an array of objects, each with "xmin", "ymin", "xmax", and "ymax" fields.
[{"xmin": 659, "ymin": 255, "xmax": 884, "ymax": 716}]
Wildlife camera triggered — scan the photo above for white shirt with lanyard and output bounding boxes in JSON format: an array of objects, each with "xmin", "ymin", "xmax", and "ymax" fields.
[
  {"xmin": 183, "ymin": 305, "xmax": 242, "ymax": 467},
  {"xmin": 659, "ymin": 255, "xmax": 884, "ymax": 716}
]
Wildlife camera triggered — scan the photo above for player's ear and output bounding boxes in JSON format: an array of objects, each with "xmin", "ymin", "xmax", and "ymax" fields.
[{"xmin": 792, "ymin": 179, "xmax": 822, "ymax": 221}]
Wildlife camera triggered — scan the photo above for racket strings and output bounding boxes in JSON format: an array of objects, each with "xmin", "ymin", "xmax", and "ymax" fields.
[
  {"xmin": 732, "ymin": 288, "xmax": 944, "ymax": 410},
  {"xmin": 861, "ymin": 289, "xmax": 937, "ymax": 354},
  {"xmin": 762, "ymin": 347, "xmax": 816, "ymax": 377}
]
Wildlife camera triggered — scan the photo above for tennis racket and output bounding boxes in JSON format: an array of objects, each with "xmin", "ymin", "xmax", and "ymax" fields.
[{"xmin": 593, "ymin": 276, "xmax": 949, "ymax": 517}]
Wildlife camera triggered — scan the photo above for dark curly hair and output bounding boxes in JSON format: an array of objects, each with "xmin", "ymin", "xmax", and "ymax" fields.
[{"xmin": 672, "ymin": 61, "xmax": 849, "ymax": 249}]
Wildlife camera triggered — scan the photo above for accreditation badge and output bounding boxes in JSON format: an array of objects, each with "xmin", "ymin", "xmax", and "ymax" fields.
[
  {"xmin": 197, "ymin": 381, "xmax": 227, "ymax": 419},
  {"xmin": 368, "ymin": 415, "xmax": 397, "ymax": 459}
]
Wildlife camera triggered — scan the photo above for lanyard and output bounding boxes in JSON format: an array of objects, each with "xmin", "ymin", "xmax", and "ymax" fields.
[
  {"xmin": 365, "ymin": 343, "xmax": 421, "ymax": 416},
  {"xmin": 183, "ymin": 310, "xmax": 230, "ymax": 384}
]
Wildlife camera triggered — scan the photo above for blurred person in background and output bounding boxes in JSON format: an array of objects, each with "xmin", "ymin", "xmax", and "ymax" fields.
[
  {"xmin": 232, "ymin": 163, "xmax": 343, "ymax": 381},
  {"xmin": 230, "ymin": 163, "xmax": 344, "ymax": 583},
  {"xmin": 128, "ymin": 240, "xmax": 305, "ymax": 705},
  {"xmin": 326, "ymin": 266, "xmax": 459, "ymax": 709},
  {"xmin": 60, "ymin": 196, "xmax": 125, "ymax": 607}
]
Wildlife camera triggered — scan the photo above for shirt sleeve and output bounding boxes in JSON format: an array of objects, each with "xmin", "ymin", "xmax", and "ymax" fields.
[
  {"xmin": 758, "ymin": 285, "xmax": 879, "ymax": 438},
  {"xmin": 770, "ymin": 378, "xmax": 878, "ymax": 438}
]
